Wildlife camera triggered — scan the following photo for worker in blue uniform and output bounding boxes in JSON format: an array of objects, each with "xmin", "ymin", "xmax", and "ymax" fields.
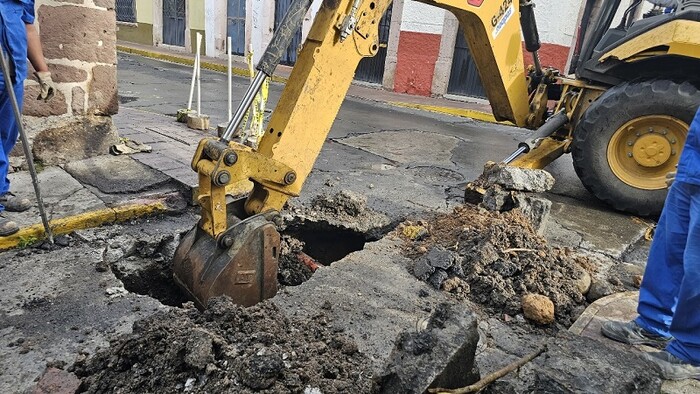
[
  {"xmin": 602, "ymin": 107, "xmax": 700, "ymax": 380},
  {"xmin": 0, "ymin": 0, "xmax": 54, "ymax": 236}
]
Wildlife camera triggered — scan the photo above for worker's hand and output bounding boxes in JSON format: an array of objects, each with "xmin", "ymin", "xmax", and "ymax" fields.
[
  {"xmin": 34, "ymin": 71, "xmax": 55, "ymax": 102},
  {"xmin": 666, "ymin": 169, "xmax": 676, "ymax": 188}
]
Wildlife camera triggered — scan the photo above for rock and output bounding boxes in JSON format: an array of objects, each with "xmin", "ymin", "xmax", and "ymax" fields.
[
  {"xmin": 572, "ymin": 266, "xmax": 592, "ymax": 295},
  {"xmin": 608, "ymin": 263, "xmax": 646, "ymax": 290},
  {"xmin": 532, "ymin": 331, "xmax": 662, "ymax": 393},
  {"xmin": 482, "ymin": 185, "xmax": 515, "ymax": 211},
  {"xmin": 413, "ymin": 246, "xmax": 456, "ymax": 282},
  {"xmin": 587, "ymin": 280, "xmax": 615, "ymax": 302},
  {"xmin": 521, "ymin": 294, "xmax": 555, "ymax": 325},
  {"xmin": 184, "ymin": 330, "xmax": 214, "ymax": 370},
  {"xmin": 240, "ymin": 354, "xmax": 284, "ymax": 390},
  {"xmin": 428, "ymin": 269, "xmax": 449, "ymax": 289},
  {"xmin": 513, "ymin": 194, "xmax": 552, "ymax": 234},
  {"xmin": 484, "ymin": 164, "xmax": 555, "ymax": 192},
  {"xmin": 30, "ymin": 367, "xmax": 81, "ymax": 394}
]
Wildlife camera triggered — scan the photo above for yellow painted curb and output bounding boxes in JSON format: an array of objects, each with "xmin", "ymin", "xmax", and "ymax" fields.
[
  {"xmin": 388, "ymin": 102, "xmax": 511, "ymax": 125},
  {"xmin": 0, "ymin": 200, "xmax": 170, "ymax": 250},
  {"xmin": 116, "ymin": 45, "xmax": 288, "ymax": 83}
]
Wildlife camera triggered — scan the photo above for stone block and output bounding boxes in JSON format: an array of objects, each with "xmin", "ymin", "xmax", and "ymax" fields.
[
  {"xmin": 38, "ymin": 4, "xmax": 117, "ymax": 65},
  {"xmin": 88, "ymin": 65, "xmax": 118, "ymax": 115},
  {"xmin": 187, "ymin": 114, "xmax": 210, "ymax": 131},
  {"xmin": 22, "ymin": 85, "xmax": 68, "ymax": 117},
  {"xmin": 484, "ymin": 163, "xmax": 555, "ymax": 192},
  {"xmin": 482, "ymin": 185, "xmax": 515, "ymax": 211},
  {"xmin": 513, "ymin": 194, "xmax": 552, "ymax": 234},
  {"xmin": 47, "ymin": 63, "xmax": 88, "ymax": 83},
  {"xmin": 72, "ymin": 86, "xmax": 85, "ymax": 115},
  {"xmin": 32, "ymin": 116, "xmax": 119, "ymax": 165},
  {"xmin": 65, "ymin": 155, "xmax": 171, "ymax": 194}
]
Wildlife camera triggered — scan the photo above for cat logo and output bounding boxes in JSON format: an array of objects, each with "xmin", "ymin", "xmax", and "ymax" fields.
[{"xmin": 468, "ymin": 0, "xmax": 485, "ymax": 6}]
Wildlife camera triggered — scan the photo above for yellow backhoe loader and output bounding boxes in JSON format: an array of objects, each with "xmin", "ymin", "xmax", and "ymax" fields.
[{"xmin": 173, "ymin": 0, "xmax": 700, "ymax": 308}]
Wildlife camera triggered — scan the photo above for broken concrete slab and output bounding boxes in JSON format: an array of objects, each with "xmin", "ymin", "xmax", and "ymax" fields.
[
  {"xmin": 7, "ymin": 167, "xmax": 107, "ymax": 227},
  {"xmin": 273, "ymin": 238, "xmax": 480, "ymax": 393},
  {"xmin": 476, "ymin": 316, "xmax": 662, "ymax": 393},
  {"xmin": 65, "ymin": 155, "xmax": 172, "ymax": 194},
  {"xmin": 513, "ymin": 194, "xmax": 552, "ymax": 234},
  {"xmin": 484, "ymin": 163, "xmax": 555, "ymax": 192}
]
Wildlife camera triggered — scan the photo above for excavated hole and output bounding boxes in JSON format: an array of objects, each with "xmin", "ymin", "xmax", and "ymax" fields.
[
  {"xmin": 285, "ymin": 226, "xmax": 367, "ymax": 266},
  {"xmin": 107, "ymin": 236, "xmax": 189, "ymax": 307}
]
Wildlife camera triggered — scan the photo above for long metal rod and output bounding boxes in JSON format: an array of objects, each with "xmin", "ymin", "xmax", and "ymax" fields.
[
  {"xmin": 221, "ymin": 72, "xmax": 267, "ymax": 142},
  {"xmin": 503, "ymin": 146, "xmax": 528, "ymax": 164},
  {"xmin": 227, "ymin": 36, "xmax": 232, "ymax": 121},
  {"xmin": 0, "ymin": 47, "xmax": 53, "ymax": 243}
]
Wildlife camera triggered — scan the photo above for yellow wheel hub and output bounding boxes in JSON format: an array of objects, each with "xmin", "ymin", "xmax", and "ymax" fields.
[{"xmin": 608, "ymin": 116, "xmax": 688, "ymax": 190}]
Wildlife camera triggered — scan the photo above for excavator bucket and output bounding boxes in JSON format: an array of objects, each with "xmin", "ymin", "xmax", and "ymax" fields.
[{"xmin": 172, "ymin": 204, "xmax": 280, "ymax": 309}]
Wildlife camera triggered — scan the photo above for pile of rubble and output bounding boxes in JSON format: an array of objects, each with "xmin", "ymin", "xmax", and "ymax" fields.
[
  {"xmin": 405, "ymin": 164, "xmax": 599, "ymax": 326},
  {"xmin": 74, "ymin": 297, "xmax": 375, "ymax": 393}
]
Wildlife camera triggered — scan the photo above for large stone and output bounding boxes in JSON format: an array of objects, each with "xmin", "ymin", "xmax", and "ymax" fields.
[
  {"xmin": 47, "ymin": 64, "xmax": 88, "ymax": 83},
  {"xmin": 38, "ymin": 5, "xmax": 117, "ymax": 65},
  {"xmin": 484, "ymin": 164, "xmax": 555, "ymax": 192},
  {"xmin": 274, "ymin": 238, "xmax": 480, "ymax": 393},
  {"xmin": 522, "ymin": 293, "xmax": 555, "ymax": 325},
  {"xmin": 32, "ymin": 116, "xmax": 119, "ymax": 165},
  {"xmin": 65, "ymin": 155, "xmax": 171, "ymax": 194},
  {"xmin": 22, "ymin": 85, "xmax": 68, "ymax": 117},
  {"xmin": 88, "ymin": 65, "xmax": 118, "ymax": 115},
  {"xmin": 94, "ymin": 0, "xmax": 115, "ymax": 9},
  {"xmin": 513, "ymin": 194, "xmax": 552, "ymax": 234}
]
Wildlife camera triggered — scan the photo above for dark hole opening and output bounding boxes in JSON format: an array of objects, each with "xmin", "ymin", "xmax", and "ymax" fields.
[{"xmin": 286, "ymin": 227, "xmax": 366, "ymax": 266}]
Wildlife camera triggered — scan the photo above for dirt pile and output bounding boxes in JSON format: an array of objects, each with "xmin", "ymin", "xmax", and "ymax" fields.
[
  {"xmin": 74, "ymin": 297, "xmax": 375, "ymax": 393},
  {"xmin": 402, "ymin": 204, "xmax": 597, "ymax": 326}
]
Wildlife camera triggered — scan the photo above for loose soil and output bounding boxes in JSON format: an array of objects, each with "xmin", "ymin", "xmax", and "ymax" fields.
[
  {"xmin": 402, "ymin": 204, "xmax": 599, "ymax": 326},
  {"xmin": 74, "ymin": 297, "xmax": 375, "ymax": 393}
]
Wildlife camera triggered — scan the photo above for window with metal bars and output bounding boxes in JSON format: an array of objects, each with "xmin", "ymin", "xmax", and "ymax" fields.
[{"xmin": 116, "ymin": 0, "xmax": 136, "ymax": 23}]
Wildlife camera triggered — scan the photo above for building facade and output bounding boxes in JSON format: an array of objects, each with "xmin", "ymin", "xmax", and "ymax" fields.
[{"xmin": 116, "ymin": 0, "xmax": 644, "ymax": 98}]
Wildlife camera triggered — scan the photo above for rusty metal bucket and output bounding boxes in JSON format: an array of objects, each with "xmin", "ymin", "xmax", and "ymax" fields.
[{"xmin": 172, "ymin": 203, "xmax": 280, "ymax": 309}]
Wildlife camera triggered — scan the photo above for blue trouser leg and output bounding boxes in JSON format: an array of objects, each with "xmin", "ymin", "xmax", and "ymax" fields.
[
  {"xmin": 666, "ymin": 183, "xmax": 700, "ymax": 365},
  {"xmin": 0, "ymin": 81, "xmax": 23, "ymax": 206},
  {"xmin": 635, "ymin": 181, "xmax": 690, "ymax": 338}
]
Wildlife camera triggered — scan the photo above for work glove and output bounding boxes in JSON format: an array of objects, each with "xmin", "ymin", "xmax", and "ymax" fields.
[{"xmin": 34, "ymin": 71, "xmax": 55, "ymax": 102}]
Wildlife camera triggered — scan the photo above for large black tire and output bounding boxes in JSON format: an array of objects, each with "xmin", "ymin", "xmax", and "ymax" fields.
[{"xmin": 572, "ymin": 80, "xmax": 700, "ymax": 216}]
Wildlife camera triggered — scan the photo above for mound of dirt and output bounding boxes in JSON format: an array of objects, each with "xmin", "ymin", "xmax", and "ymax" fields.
[
  {"xmin": 403, "ymin": 205, "xmax": 595, "ymax": 326},
  {"xmin": 74, "ymin": 298, "xmax": 374, "ymax": 393}
]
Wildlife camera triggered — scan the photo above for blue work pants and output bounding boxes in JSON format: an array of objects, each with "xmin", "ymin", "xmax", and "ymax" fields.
[
  {"xmin": 636, "ymin": 180, "xmax": 700, "ymax": 365},
  {"xmin": 0, "ymin": 81, "xmax": 22, "ymax": 200}
]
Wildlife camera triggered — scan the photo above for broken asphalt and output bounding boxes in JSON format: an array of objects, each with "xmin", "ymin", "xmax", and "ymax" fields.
[{"xmin": 1, "ymin": 47, "xmax": 688, "ymax": 393}]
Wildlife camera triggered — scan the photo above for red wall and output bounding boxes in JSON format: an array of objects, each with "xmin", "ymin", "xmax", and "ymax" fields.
[
  {"xmin": 522, "ymin": 42, "xmax": 570, "ymax": 72},
  {"xmin": 393, "ymin": 31, "xmax": 442, "ymax": 96}
]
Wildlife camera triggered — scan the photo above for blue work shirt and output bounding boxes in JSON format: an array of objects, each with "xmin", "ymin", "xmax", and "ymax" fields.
[
  {"xmin": 0, "ymin": 0, "xmax": 34, "ymax": 89},
  {"xmin": 676, "ymin": 108, "xmax": 700, "ymax": 186}
]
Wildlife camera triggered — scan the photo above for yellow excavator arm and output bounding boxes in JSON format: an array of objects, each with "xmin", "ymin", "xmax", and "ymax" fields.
[{"xmin": 174, "ymin": 0, "xmax": 540, "ymax": 308}]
